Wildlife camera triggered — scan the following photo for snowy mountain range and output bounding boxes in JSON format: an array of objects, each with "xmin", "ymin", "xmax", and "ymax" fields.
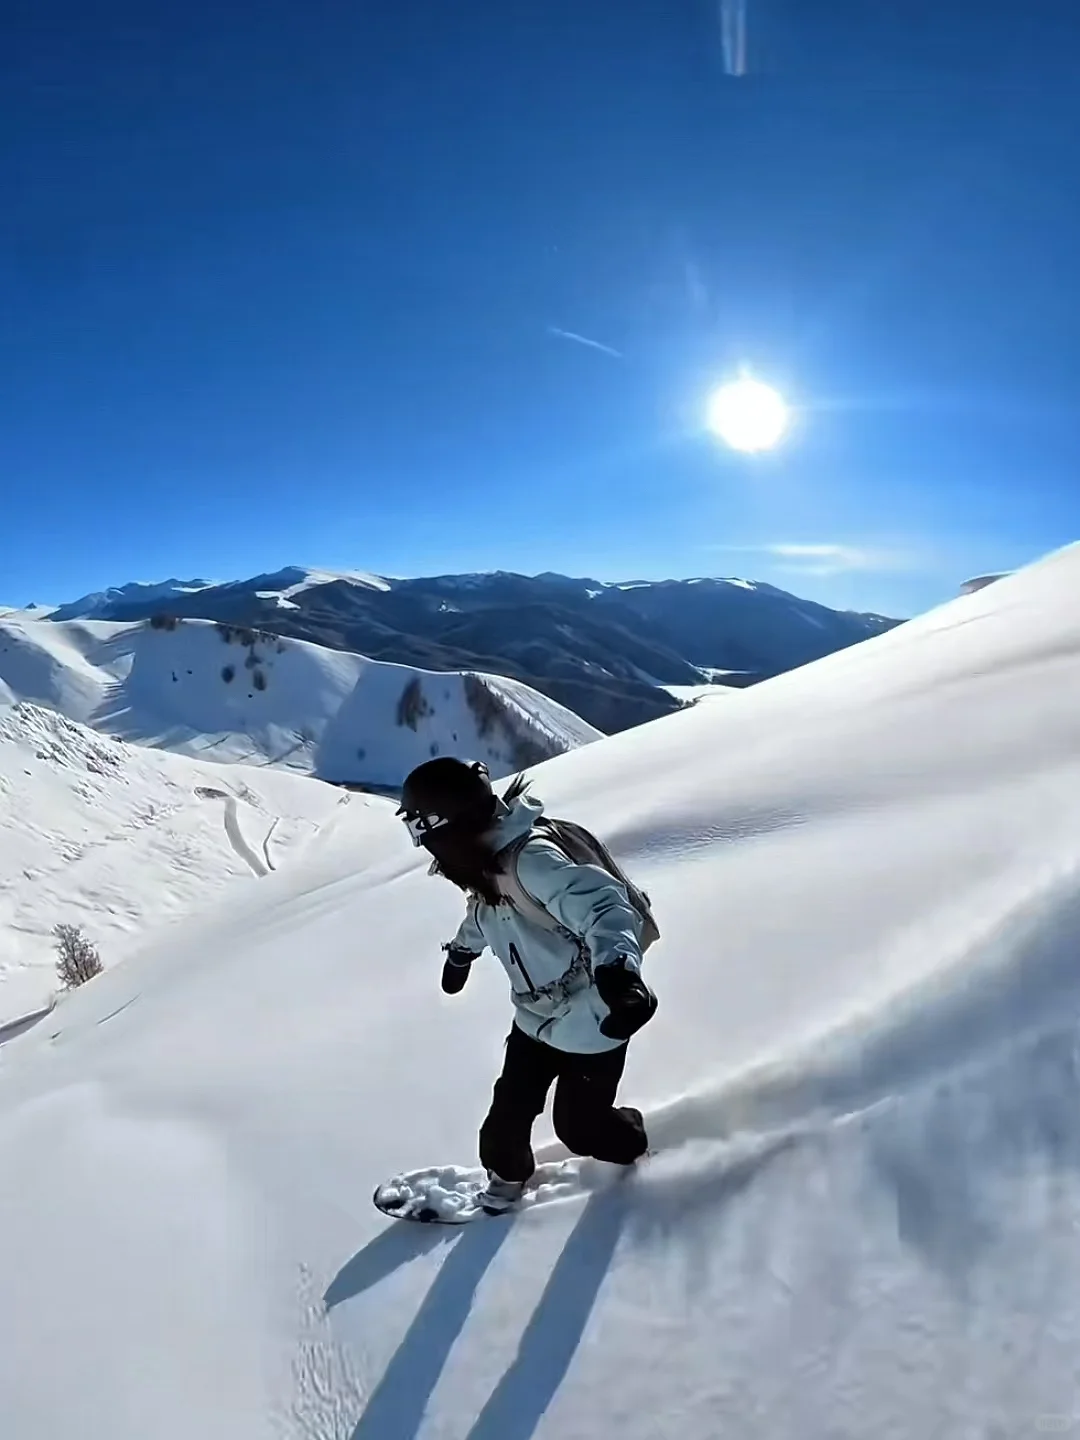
[
  {"xmin": 42, "ymin": 565, "xmax": 900, "ymax": 733},
  {"xmin": 1, "ymin": 543, "xmax": 1078, "ymax": 1437}
]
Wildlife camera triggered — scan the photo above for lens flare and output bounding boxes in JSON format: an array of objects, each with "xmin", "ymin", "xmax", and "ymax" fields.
[{"xmin": 707, "ymin": 378, "xmax": 789, "ymax": 453}]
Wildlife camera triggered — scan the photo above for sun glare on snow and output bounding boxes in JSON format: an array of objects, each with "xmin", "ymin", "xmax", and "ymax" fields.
[{"xmin": 707, "ymin": 378, "xmax": 789, "ymax": 453}]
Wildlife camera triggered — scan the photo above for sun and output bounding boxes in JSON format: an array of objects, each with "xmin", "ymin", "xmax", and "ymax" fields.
[{"xmin": 706, "ymin": 377, "xmax": 789, "ymax": 453}]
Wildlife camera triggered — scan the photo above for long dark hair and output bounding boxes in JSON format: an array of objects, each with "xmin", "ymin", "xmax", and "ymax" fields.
[
  {"xmin": 502, "ymin": 774, "xmax": 531, "ymax": 806},
  {"xmin": 422, "ymin": 774, "xmax": 531, "ymax": 906},
  {"xmin": 423, "ymin": 827, "xmax": 503, "ymax": 906}
]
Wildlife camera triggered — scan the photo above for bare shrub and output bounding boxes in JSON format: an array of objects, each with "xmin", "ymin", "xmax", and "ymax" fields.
[{"xmin": 54, "ymin": 924, "xmax": 103, "ymax": 990}]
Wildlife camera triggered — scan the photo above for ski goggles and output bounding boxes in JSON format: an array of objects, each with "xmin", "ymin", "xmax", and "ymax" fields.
[{"xmin": 399, "ymin": 810, "xmax": 452, "ymax": 848}]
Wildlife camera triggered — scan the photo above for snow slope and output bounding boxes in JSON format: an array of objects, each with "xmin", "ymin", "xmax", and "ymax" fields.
[
  {"xmin": 0, "ymin": 702, "xmax": 346, "ymax": 1022},
  {"xmin": 659, "ymin": 681, "xmax": 741, "ymax": 702},
  {"xmin": 2, "ymin": 545, "xmax": 1080, "ymax": 1437},
  {"xmin": 0, "ymin": 613, "xmax": 600, "ymax": 785}
]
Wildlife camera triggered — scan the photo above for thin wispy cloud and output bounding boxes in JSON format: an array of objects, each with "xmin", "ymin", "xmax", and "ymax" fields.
[
  {"xmin": 546, "ymin": 326, "xmax": 623, "ymax": 360},
  {"xmin": 720, "ymin": 0, "xmax": 748, "ymax": 77},
  {"xmin": 768, "ymin": 543, "xmax": 893, "ymax": 573},
  {"xmin": 715, "ymin": 542, "xmax": 924, "ymax": 578},
  {"xmin": 682, "ymin": 256, "xmax": 709, "ymax": 313}
]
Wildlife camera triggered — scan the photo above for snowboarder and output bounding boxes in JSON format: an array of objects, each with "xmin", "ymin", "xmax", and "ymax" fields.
[{"xmin": 399, "ymin": 757, "xmax": 657, "ymax": 1214}]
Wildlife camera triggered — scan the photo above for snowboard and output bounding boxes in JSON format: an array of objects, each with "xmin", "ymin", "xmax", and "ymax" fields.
[
  {"xmin": 372, "ymin": 1123, "xmax": 802, "ymax": 1225},
  {"xmin": 372, "ymin": 1155, "xmax": 624, "ymax": 1224}
]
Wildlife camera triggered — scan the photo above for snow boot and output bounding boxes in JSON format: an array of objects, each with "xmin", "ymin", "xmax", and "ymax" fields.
[
  {"xmin": 478, "ymin": 1171, "xmax": 526, "ymax": 1215},
  {"xmin": 618, "ymin": 1106, "xmax": 649, "ymax": 1162}
]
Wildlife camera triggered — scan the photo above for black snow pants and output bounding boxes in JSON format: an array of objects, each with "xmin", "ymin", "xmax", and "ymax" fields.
[{"xmin": 479, "ymin": 1023, "xmax": 648, "ymax": 1184}]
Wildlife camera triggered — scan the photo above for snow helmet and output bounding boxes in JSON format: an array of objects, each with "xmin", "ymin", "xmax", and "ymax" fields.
[{"xmin": 398, "ymin": 758, "xmax": 497, "ymax": 847}]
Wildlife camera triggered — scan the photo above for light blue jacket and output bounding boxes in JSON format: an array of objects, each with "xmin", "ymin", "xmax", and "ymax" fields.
[{"xmin": 445, "ymin": 794, "xmax": 645, "ymax": 1054}]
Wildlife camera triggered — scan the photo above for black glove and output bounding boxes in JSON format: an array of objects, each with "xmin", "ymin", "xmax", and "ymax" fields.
[
  {"xmin": 594, "ymin": 957, "xmax": 657, "ymax": 1041},
  {"xmin": 441, "ymin": 947, "xmax": 478, "ymax": 995}
]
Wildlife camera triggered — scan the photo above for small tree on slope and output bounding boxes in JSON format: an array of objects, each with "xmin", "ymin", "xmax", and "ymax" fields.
[{"xmin": 54, "ymin": 924, "xmax": 103, "ymax": 990}]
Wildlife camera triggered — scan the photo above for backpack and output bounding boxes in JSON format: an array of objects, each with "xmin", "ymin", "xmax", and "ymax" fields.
[{"xmin": 495, "ymin": 816, "xmax": 660, "ymax": 953}]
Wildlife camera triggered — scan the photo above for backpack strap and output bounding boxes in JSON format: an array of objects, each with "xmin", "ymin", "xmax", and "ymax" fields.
[
  {"xmin": 492, "ymin": 832, "xmax": 573, "ymax": 938},
  {"xmin": 492, "ymin": 833, "xmax": 596, "ymax": 1007}
]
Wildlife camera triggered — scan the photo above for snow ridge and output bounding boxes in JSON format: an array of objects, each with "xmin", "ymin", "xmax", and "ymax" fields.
[{"xmin": 0, "ymin": 613, "xmax": 601, "ymax": 786}]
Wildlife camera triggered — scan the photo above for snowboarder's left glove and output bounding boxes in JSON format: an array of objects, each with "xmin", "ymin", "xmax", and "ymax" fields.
[
  {"xmin": 594, "ymin": 958, "xmax": 657, "ymax": 1040},
  {"xmin": 441, "ymin": 946, "xmax": 478, "ymax": 995}
]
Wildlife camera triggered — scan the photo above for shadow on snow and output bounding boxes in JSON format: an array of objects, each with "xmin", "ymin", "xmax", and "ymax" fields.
[{"xmin": 327, "ymin": 1187, "xmax": 629, "ymax": 1440}]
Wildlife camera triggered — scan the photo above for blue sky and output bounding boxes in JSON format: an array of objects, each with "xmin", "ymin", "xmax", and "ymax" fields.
[{"xmin": 3, "ymin": 0, "xmax": 1079, "ymax": 618}]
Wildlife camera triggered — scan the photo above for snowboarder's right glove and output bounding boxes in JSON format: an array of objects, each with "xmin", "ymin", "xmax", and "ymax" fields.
[
  {"xmin": 594, "ymin": 958, "xmax": 657, "ymax": 1040},
  {"xmin": 441, "ymin": 946, "xmax": 479, "ymax": 995}
]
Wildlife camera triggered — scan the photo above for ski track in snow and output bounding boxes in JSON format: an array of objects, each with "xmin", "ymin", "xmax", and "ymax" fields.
[
  {"xmin": 200, "ymin": 793, "xmax": 295, "ymax": 877},
  {"xmin": 263, "ymin": 817, "xmax": 281, "ymax": 873},
  {"xmin": 223, "ymin": 796, "xmax": 271, "ymax": 878},
  {"xmin": 281, "ymin": 1264, "xmax": 368, "ymax": 1440},
  {"xmin": 0, "ymin": 999, "xmax": 54, "ymax": 1048}
]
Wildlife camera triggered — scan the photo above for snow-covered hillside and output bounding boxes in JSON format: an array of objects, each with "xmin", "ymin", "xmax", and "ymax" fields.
[
  {"xmin": 0, "ymin": 703, "xmax": 347, "ymax": 1023},
  {"xmin": 2, "ymin": 545, "xmax": 1080, "ymax": 1437},
  {"xmin": 0, "ymin": 612, "xmax": 600, "ymax": 785}
]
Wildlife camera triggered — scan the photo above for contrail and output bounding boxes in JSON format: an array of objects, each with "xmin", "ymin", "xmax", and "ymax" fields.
[
  {"xmin": 547, "ymin": 326, "xmax": 623, "ymax": 359},
  {"xmin": 720, "ymin": 0, "xmax": 747, "ymax": 77}
]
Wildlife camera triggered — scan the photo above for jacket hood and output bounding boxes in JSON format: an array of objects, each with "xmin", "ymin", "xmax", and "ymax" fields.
[{"xmin": 485, "ymin": 791, "xmax": 544, "ymax": 854}]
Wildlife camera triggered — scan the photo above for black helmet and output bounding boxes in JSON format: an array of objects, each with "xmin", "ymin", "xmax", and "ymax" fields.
[{"xmin": 398, "ymin": 758, "xmax": 496, "ymax": 847}]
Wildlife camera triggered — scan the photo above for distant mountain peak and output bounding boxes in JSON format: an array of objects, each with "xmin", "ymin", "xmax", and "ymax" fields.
[
  {"xmin": 51, "ymin": 578, "xmax": 218, "ymax": 622},
  {"xmin": 238, "ymin": 566, "xmax": 392, "ymax": 598},
  {"xmin": 43, "ymin": 563, "xmax": 903, "ymax": 735}
]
